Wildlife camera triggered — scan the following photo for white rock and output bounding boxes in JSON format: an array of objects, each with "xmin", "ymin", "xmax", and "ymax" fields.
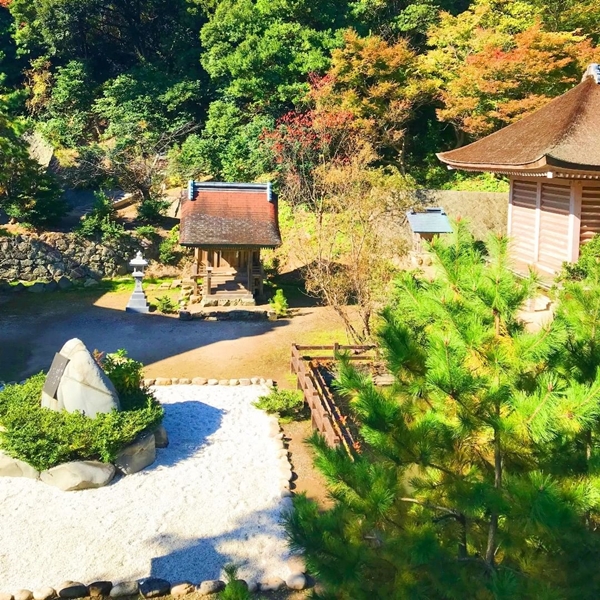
[
  {"xmin": 197, "ymin": 580, "xmax": 225, "ymax": 596},
  {"xmin": 170, "ymin": 582, "xmax": 194, "ymax": 597},
  {"xmin": 109, "ymin": 582, "xmax": 139, "ymax": 598},
  {"xmin": 0, "ymin": 592, "xmax": 14, "ymax": 600},
  {"xmin": 32, "ymin": 588, "xmax": 55, "ymax": 600},
  {"xmin": 207, "ymin": 379, "xmax": 218, "ymax": 386},
  {"xmin": 40, "ymin": 461, "xmax": 115, "ymax": 491},
  {"xmin": 0, "ymin": 451, "xmax": 39, "ymax": 479},
  {"xmin": 285, "ymin": 573, "xmax": 307, "ymax": 590},
  {"xmin": 14, "ymin": 591, "xmax": 32, "ymax": 600},
  {"xmin": 40, "ymin": 338, "xmax": 120, "ymax": 418},
  {"xmin": 114, "ymin": 432, "xmax": 156, "ymax": 475},
  {"xmin": 259, "ymin": 577, "xmax": 284, "ymax": 592}
]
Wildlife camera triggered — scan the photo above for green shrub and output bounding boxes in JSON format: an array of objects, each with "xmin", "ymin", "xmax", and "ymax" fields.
[
  {"xmin": 268, "ymin": 288, "xmax": 289, "ymax": 317},
  {"xmin": 137, "ymin": 197, "xmax": 170, "ymax": 224},
  {"xmin": 77, "ymin": 191, "xmax": 127, "ymax": 243},
  {"xmin": 135, "ymin": 225, "xmax": 159, "ymax": 240},
  {"xmin": 253, "ymin": 388, "xmax": 304, "ymax": 422},
  {"xmin": 156, "ymin": 295, "xmax": 178, "ymax": 314},
  {"xmin": 219, "ymin": 565, "xmax": 252, "ymax": 600},
  {"xmin": 0, "ymin": 352, "xmax": 164, "ymax": 471},
  {"xmin": 559, "ymin": 233, "xmax": 600, "ymax": 281},
  {"xmin": 159, "ymin": 225, "xmax": 183, "ymax": 265}
]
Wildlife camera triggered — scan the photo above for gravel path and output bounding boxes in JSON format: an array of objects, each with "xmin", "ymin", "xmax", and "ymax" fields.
[{"xmin": 0, "ymin": 386, "xmax": 293, "ymax": 591}]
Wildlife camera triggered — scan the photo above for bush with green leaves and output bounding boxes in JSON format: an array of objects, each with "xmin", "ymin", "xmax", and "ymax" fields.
[
  {"xmin": 559, "ymin": 233, "xmax": 600, "ymax": 281},
  {"xmin": 137, "ymin": 196, "xmax": 171, "ymax": 224},
  {"xmin": 159, "ymin": 225, "xmax": 183, "ymax": 265},
  {"xmin": 134, "ymin": 225, "xmax": 159, "ymax": 240},
  {"xmin": 269, "ymin": 288, "xmax": 289, "ymax": 317},
  {"xmin": 218, "ymin": 565, "xmax": 252, "ymax": 600},
  {"xmin": 0, "ymin": 351, "xmax": 163, "ymax": 471},
  {"xmin": 253, "ymin": 388, "xmax": 304, "ymax": 422},
  {"xmin": 77, "ymin": 191, "xmax": 127, "ymax": 243},
  {"xmin": 155, "ymin": 295, "xmax": 178, "ymax": 314}
]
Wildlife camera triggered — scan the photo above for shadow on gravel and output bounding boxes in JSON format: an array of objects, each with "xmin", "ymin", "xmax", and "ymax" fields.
[{"xmin": 147, "ymin": 400, "xmax": 224, "ymax": 470}]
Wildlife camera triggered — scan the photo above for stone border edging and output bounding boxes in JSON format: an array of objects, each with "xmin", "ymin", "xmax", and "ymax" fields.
[
  {"xmin": 0, "ymin": 380, "xmax": 308, "ymax": 598},
  {"xmin": 143, "ymin": 377, "xmax": 275, "ymax": 387}
]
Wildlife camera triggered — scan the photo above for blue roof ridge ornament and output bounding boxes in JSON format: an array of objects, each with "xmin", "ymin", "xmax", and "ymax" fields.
[
  {"xmin": 188, "ymin": 180, "xmax": 195, "ymax": 201},
  {"xmin": 582, "ymin": 63, "xmax": 600, "ymax": 84}
]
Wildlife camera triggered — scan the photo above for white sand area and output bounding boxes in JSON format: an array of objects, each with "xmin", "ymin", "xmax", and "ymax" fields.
[{"xmin": 0, "ymin": 385, "xmax": 293, "ymax": 591}]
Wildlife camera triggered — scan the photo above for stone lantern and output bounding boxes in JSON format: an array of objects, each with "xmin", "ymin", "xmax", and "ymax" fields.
[{"xmin": 126, "ymin": 251, "xmax": 149, "ymax": 314}]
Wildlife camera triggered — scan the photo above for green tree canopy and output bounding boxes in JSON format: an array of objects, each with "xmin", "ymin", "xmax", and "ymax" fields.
[{"xmin": 288, "ymin": 224, "xmax": 600, "ymax": 598}]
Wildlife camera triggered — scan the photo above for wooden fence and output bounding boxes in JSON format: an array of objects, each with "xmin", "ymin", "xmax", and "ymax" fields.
[{"xmin": 290, "ymin": 344, "xmax": 376, "ymax": 456}]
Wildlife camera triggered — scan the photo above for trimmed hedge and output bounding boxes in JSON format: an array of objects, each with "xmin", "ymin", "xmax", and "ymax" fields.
[{"xmin": 0, "ymin": 351, "xmax": 164, "ymax": 471}]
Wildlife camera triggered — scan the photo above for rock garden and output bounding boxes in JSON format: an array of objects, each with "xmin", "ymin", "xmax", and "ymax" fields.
[{"xmin": 0, "ymin": 345, "xmax": 301, "ymax": 595}]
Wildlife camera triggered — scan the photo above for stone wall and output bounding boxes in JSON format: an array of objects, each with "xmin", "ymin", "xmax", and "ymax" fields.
[{"xmin": 0, "ymin": 233, "xmax": 138, "ymax": 282}]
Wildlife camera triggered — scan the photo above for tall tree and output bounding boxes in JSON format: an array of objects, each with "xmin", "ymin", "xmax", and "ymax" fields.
[{"xmin": 287, "ymin": 224, "xmax": 600, "ymax": 598}]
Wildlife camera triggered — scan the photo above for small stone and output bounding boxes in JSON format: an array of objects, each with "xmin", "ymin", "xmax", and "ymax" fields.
[
  {"xmin": 56, "ymin": 276, "xmax": 72, "ymax": 290},
  {"xmin": 178, "ymin": 310, "xmax": 193, "ymax": 321},
  {"xmin": 229, "ymin": 379, "xmax": 239, "ymax": 386},
  {"xmin": 239, "ymin": 378, "xmax": 251, "ymax": 386},
  {"xmin": 171, "ymin": 378, "xmax": 180, "ymax": 385},
  {"xmin": 0, "ymin": 593, "xmax": 14, "ymax": 600},
  {"xmin": 138, "ymin": 578, "xmax": 170, "ymax": 598},
  {"xmin": 143, "ymin": 378, "xmax": 156, "ymax": 387},
  {"xmin": 27, "ymin": 282, "xmax": 45, "ymax": 294},
  {"xmin": 153, "ymin": 425, "xmax": 169, "ymax": 448},
  {"xmin": 266, "ymin": 379, "xmax": 275, "ymax": 387},
  {"xmin": 169, "ymin": 582, "xmax": 194, "ymax": 597},
  {"xmin": 192, "ymin": 378, "xmax": 207, "ymax": 385},
  {"xmin": 33, "ymin": 588, "xmax": 55, "ymax": 600},
  {"xmin": 109, "ymin": 582, "xmax": 139, "ymax": 598},
  {"xmin": 267, "ymin": 310, "xmax": 277, "ymax": 321},
  {"xmin": 197, "ymin": 580, "xmax": 225, "ymax": 596},
  {"xmin": 268, "ymin": 420, "xmax": 281, "ymax": 437},
  {"xmin": 207, "ymin": 379, "xmax": 218, "ymax": 386},
  {"xmin": 83, "ymin": 278, "xmax": 99, "ymax": 287},
  {"xmin": 170, "ymin": 280, "xmax": 182, "ymax": 289},
  {"xmin": 189, "ymin": 295, "xmax": 201, "ymax": 304},
  {"xmin": 285, "ymin": 573, "xmax": 307, "ymax": 591},
  {"xmin": 179, "ymin": 378, "xmax": 191, "ymax": 385},
  {"xmin": 218, "ymin": 379, "xmax": 229, "ymax": 386},
  {"xmin": 154, "ymin": 378, "xmax": 172, "ymax": 386},
  {"xmin": 251, "ymin": 377, "xmax": 260, "ymax": 385},
  {"xmin": 88, "ymin": 581, "xmax": 112, "ymax": 597},
  {"xmin": 259, "ymin": 577, "xmax": 285, "ymax": 592},
  {"xmin": 14, "ymin": 591, "xmax": 32, "ymax": 600},
  {"xmin": 246, "ymin": 582, "xmax": 258, "ymax": 593},
  {"xmin": 57, "ymin": 582, "xmax": 88, "ymax": 598}
]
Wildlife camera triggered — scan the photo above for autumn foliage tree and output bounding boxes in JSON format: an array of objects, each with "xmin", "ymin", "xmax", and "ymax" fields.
[{"xmin": 425, "ymin": 0, "xmax": 598, "ymax": 141}]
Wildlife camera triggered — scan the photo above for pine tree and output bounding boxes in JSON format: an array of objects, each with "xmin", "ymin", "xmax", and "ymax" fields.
[{"xmin": 286, "ymin": 223, "xmax": 600, "ymax": 599}]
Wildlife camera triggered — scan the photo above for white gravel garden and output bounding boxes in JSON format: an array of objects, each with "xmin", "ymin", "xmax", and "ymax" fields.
[{"xmin": 0, "ymin": 385, "xmax": 294, "ymax": 591}]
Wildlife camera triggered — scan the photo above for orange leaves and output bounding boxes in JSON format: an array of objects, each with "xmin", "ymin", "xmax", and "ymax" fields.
[{"xmin": 434, "ymin": 20, "xmax": 599, "ymax": 137}]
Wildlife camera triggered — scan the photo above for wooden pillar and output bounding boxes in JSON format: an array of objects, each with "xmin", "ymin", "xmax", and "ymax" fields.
[
  {"xmin": 258, "ymin": 250, "xmax": 264, "ymax": 297},
  {"xmin": 246, "ymin": 250, "xmax": 253, "ymax": 295},
  {"xmin": 192, "ymin": 248, "xmax": 199, "ymax": 295},
  {"xmin": 204, "ymin": 267, "xmax": 212, "ymax": 297}
]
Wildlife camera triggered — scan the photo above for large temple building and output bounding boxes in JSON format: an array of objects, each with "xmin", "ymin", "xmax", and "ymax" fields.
[{"xmin": 438, "ymin": 64, "xmax": 600, "ymax": 275}]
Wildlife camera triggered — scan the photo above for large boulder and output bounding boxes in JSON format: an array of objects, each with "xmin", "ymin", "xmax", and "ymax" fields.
[
  {"xmin": 0, "ymin": 450, "xmax": 39, "ymax": 479},
  {"xmin": 114, "ymin": 432, "xmax": 156, "ymax": 475},
  {"xmin": 41, "ymin": 338, "xmax": 120, "ymax": 418},
  {"xmin": 40, "ymin": 461, "xmax": 116, "ymax": 491}
]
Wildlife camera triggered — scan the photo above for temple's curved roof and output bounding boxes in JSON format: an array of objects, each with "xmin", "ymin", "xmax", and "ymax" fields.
[{"xmin": 437, "ymin": 64, "xmax": 600, "ymax": 177}]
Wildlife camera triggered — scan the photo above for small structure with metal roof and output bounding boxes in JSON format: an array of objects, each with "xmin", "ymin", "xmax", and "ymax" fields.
[
  {"xmin": 406, "ymin": 207, "xmax": 453, "ymax": 252},
  {"xmin": 437, "ymin": 63, "xmax": 600, "ymax": 275},
  {"xmin": 180, "ymin": 181, "xmax": 282, "ymax": 304}
]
